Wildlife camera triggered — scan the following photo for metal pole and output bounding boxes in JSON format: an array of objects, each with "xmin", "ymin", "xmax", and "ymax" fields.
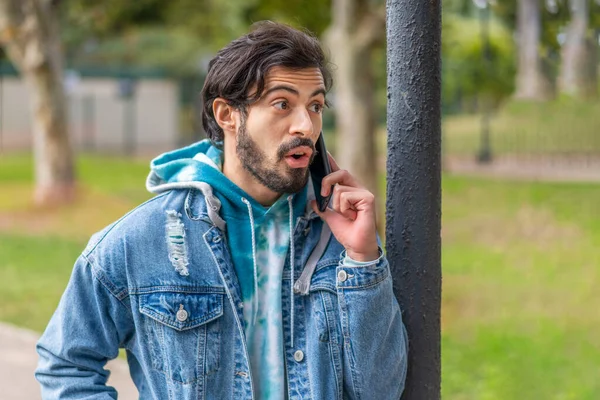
[
  {"xmin": 123, "ymin": 96, "xmax": 136, "ymax": 156},
  {"xmin": 82, "ymin": 94, "xmax": 95, "ymax": 152},
  {"xmin": 477, "ymin": 2, "xmax": 492, "ymax": 163},
  {"xmin": 386, "ymin": 1, "xmax": 442, "ymax": 399}
]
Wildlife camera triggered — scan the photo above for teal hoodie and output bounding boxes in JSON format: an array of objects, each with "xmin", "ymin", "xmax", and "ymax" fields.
[{"xmin": 146, "ymin": 139, "xmax": 307, "ymax": 399}]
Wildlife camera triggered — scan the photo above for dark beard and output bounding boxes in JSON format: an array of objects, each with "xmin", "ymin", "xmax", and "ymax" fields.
[{"xmin": 236, "ymin": 122, "xmax": 314, "ymax": 194}]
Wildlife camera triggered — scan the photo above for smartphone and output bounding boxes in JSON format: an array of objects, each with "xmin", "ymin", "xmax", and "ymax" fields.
[{"xmin": 310, "ymin": 132, "xmax": 333, "ymax": 212}]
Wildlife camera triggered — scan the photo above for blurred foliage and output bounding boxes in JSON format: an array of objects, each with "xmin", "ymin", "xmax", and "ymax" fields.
[
  {"xmin": 492, "ymin": 0, "xmax": 600, "ymax": 55},
  {"xmin": 61, "ymin": 0, "xmax": 330, "ymax": 76},
  {"xmin": 442, "ymin": 13, "xmax": 516, "ymax": 112},
  {"xmin": 55, "ymin": 0, "xmax": 599, "ymax": 113},
  {"xmin": 444, "ymin": 0, "xmax": 600, "ymax": 78},
  {"xmin": 67, "ymin": 27, "xmax": 206, "ymax": 76}
]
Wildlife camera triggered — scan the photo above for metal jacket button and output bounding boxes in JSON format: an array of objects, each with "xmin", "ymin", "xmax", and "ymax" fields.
[
  {"xmin": 176, "ymin": 304, "xmax": 188, "ymax": 322},
  {"xmin": 293, "ymin": 350, "xmax": 304, "ymax": 362},
  {"xmin": 337, "ymin": 270, "xmax": 348, "ymax": 282}
]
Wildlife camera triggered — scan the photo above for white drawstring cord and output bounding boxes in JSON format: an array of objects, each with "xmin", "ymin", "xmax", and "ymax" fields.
[
  {"xmin": 287, "ymin": 195, "xmax": 295, "ymax": 348},
  {"xmin": 241, "ymin": 197, "xmax": 259, "ymax": 327}
]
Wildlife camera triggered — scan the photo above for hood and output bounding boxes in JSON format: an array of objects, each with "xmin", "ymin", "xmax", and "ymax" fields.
[
  {"xmin": 146, "ymin": 139, "xmax": 230, "ymax": 230},
  {"xmin": 146, "ymin": 139, "xmax": 224, "ymax": 193}
]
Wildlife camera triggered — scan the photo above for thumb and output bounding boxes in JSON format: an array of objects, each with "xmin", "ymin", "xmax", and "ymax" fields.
[
  {"xmin": 310, "ymin": 200, "xmax": 324, "ymax": 217},
  {"xmin": 311, "ymin": 200, "xmax": 342, "ymax": 225},
  {"xmin": 310, "ymin": 200, "xmax": 332, "ymax": 221}
]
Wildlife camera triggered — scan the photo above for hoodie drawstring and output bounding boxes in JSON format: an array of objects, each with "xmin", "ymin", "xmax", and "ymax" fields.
[
  {"xmin": 287, "ymin": 195, "xmax": 295, "ymax": 349},
  {"xmin": 240, "ymin": 195, "xmax": 305, "ymax": 350},
  {"xmin": 241, "ymin": 197, "xmax": 259, "ymax": 327}
]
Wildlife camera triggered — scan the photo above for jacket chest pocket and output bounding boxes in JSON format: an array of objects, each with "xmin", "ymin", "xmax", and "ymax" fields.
[{"xmin": 139, "ymin": 289, "xmax": 224, "ymax": 384}]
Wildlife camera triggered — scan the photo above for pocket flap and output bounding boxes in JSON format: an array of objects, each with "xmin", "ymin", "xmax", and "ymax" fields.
[
  {"xmin": 139, "ymin": 290, "xmax": 224, "ymax": 331},
  {"xmin": 308, "ymin": 261, "xmax": 338, "ymax": 294}
]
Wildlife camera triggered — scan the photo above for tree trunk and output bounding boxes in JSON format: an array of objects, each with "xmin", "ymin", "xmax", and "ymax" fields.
[
  {"xmin": 559, "ymin": 0, "xmax": 596, "ymax": 99},
  {"xmin": 325, "ymin": 0, "xmax": 383, "ymax": 198},
  {"xmin": 0, "ymin": 0, "xmax": 75, "ymax": 206},
  {"xmin": 514, "ymin": 0, "xmax": 553, "ymax": 100}
]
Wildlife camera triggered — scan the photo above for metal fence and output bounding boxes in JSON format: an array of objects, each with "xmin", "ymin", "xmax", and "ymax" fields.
[{"xmin": 442, "ymin": 105, "xmax": 600, "ymax": 180}]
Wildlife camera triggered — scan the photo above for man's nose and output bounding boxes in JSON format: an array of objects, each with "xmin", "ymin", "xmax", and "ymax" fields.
[{"xmin": 290, "ymin": 108, "xmax": 313, "ymax": 137}]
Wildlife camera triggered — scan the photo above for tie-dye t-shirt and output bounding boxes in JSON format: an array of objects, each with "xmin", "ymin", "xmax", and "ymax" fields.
[{"xmin": 147, "ymin": 140, "xmax": 307, "ymax": 399}]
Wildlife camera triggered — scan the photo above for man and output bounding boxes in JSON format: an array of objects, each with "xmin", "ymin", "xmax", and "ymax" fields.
[{"xmin": 36, "ymin": 21, "xmax": 408, "ymax": 399}]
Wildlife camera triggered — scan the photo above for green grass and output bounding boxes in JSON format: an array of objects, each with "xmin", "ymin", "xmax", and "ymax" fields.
[
  {"xmin": 0, "ymin": 235, "xmax": 84, "ymax": 332},
  {"xmin": 0, "ymin": 152, "xmax": 153, "ymax": 204},
  {"xmin": 443, "ymin": 99, "xmax": 600, "ymax": 156},
  {"xmin": 1, "ymin": 153, "xmax": 599, "ymax": 398},
  {"xmin": 441, "ymin": 177, "xmax": 600, "ymax": 399}
]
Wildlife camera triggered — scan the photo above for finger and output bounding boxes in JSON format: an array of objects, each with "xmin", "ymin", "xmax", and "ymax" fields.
[
  {"xmin": 338, "ymin": 190, "xmax": 376, "ymax": 219},
  {"xmin": 327, "ymin": 152, "xmax": 340, "ymax": 172},
  {"xmin": 331, "ymin": 184, "xmax": 363, "ymax": 214},
  {"xmin": 311, "ymin": 199, "xmax": 351, "ymax": 227},
  {"xmin": 339, "ymin": 192, "xmax": 358, "ymax": 221},
  {"xmin": 310, "ymin": 200, "xmax": 321, "ymax": 215},
  {"xmin": 322, "ymin": 169, "xmax": 363, "ymax": 195}
]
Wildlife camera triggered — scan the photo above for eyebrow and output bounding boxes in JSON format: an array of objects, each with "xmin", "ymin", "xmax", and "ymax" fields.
[{"xmin": 262, "ymin": 85, "xmax": 327, "ymax": 99}]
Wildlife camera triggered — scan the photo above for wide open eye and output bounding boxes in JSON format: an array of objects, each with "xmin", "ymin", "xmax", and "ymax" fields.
[
  {"xmin": 309, "ymin": 103, "xmax": 323, "ymax": 114},
  {"xmin": 274, "ymin": 101, "xmax": 289, "ymax": 110}
]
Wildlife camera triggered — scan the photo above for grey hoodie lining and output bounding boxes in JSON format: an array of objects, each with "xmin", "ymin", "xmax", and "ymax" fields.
[{"xmin": 147, "ymin": 180, "xmax": 226, "ymax": 231}]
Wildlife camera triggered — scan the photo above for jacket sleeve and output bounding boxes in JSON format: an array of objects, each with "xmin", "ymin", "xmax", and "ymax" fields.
[
  {"xmin": 337, "ymin": 251, "xmax": 408, "ymax": 399},
  {"xmin": 35, "ymin": 255, "xmax": 133, "ymax": 399}
]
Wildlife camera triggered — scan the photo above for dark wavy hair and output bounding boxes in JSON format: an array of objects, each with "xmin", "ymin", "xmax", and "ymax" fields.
[{"xmin": 200, "ymin": 21, "xmax": 333, "ymax": 145}]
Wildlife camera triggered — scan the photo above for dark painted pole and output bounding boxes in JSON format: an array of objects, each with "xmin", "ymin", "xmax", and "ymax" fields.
[
  {"xmin": 477, "ymin": 1, "xmax": 492, "ymax": 163},
  {"xmin": 82, "ymin": 94, "xmax": 96, "ymax": 152},
  {"xmin": 386, "ymin": 1, "xmax": 442, "ymax": 399}
]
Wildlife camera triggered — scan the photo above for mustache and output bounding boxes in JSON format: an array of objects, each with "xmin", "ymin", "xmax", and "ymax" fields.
[{"xmin": 277, "ymin": 137, "xmax": 316, "ymax": 161}]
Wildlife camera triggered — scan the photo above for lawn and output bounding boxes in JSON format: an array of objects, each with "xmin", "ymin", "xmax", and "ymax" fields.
[{"xmin": 1, "ymin": 153, "xmax": 599, "ymax": 398}]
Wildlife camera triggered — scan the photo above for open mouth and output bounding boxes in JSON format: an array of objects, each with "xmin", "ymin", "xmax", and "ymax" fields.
[
  {"xmin": 284, "ymin": 146, "xmax": 313, "ymax": 168},
  {"xmin": 285, "ymin": 146, "xmax": 313, "ymax": 159}
]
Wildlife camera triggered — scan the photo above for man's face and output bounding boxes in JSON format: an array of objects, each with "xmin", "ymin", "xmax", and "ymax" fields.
[{"xmin": 235, "ymin": 66, "xmax": 326, "ymax": 194}]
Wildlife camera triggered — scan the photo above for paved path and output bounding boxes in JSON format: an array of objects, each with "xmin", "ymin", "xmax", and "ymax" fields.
[
  {"xmin": 444, "ymin": 156, "xmax": 600, "ymax": 182},
  {"xmin": 0, "ymin": 322, "xmax": 138, "ymax": 399}
]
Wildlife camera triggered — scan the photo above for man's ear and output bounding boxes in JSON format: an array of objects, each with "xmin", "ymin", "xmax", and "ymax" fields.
[{"xmin": 213, "ymin": 98, "xmax": 240, "ymax": 136}]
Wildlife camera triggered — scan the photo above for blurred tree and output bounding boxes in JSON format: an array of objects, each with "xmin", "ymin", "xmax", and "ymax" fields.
[
  {"xmin": 245, "ymin": 0, "xmax": 331, "ymax": 36},
  {"xmin": 62, "ymin": 0, "xmax": 331, "ymax": 71},
  {"xmin": 324, "ymin": 0, "xmax": 384, "ymax": 197},
  {"xmin": 444, "ymin": 0, "xmax": 474, "ymax": 15},
  {"xmin": 443, "ymin": 14, "xmax": 516, "ymax": 111},
  {"xmin": 559, "ymin": 0, "xmax": 597, "ymax": 98},
  {"xmin": 515, "ymin": 0, "xmax": 554, "ymax": 100},
  {"xmin": 0, "ymin": 0, "xmax": 75, "ymax": 206}
]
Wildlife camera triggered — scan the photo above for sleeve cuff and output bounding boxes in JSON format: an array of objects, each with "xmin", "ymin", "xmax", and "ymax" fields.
[{"xmin": 341, "ymin": 247, "xmax": 384, "ymax": 266}]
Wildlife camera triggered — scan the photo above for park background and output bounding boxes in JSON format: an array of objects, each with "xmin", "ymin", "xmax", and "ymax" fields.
[{"xmin": 1, "ymin": 0, "xmax": 599, "ymax": 399}]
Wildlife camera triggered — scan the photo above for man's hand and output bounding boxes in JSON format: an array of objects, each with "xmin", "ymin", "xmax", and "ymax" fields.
[{"xmin": 311, "ymin": 154, "xmax": 379, "ymax": 262}]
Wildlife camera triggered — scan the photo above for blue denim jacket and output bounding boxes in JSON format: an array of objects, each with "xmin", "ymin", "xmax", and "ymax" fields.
[{"xmin": 35, "ymin": 187, "xmax": 408, "ymax": 399}]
